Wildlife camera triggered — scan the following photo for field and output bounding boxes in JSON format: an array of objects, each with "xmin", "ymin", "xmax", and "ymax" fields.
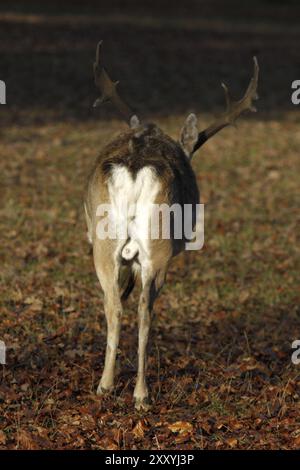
[{"xmin": 0, "ymin": 0, "xmax": 300, "ymax": 449}]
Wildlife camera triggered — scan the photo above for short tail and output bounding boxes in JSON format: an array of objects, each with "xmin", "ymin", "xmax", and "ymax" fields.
[{"xmin": 121, "ymin": 239, "xmax": 139, "ymax": 260}]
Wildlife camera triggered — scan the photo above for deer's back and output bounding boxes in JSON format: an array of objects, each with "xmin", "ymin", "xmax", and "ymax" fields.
[{"xmin": 85, "ymin": 123, "xmax": 199, "ymax": 213}]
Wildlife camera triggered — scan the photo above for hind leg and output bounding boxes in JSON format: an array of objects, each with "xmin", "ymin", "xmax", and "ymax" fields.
[
  {"xmin": 93, "ymin": 242, "xmax": 122, "ymax": 394},
  {"xmin": 134, "ymin": 264, "xmax": 167, "ymax": 410}
]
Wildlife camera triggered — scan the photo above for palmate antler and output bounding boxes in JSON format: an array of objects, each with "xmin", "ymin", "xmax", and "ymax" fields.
[
  {"xmin": 193, "ymin": 57, "xmax": 259, "ymax": 154},
  {"xmin": 93, "ymin": 41, "xmax": 138, "ymax": 126}
]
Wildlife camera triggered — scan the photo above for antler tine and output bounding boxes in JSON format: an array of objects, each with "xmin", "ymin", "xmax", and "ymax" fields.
[
  {"xmin": 95, "ymin": 40, "xmax": 101, "ymax": 67},
  {"xmin": 221, "ymin": 82, "xmax": 231, "ymax": 112},
  {"xmin": 193, "ymin": 57, "xmax": 259, "ymax": 153},
  {"xmin": 93, "ymin": 41, "xmax": 136, "ymax": 126}
]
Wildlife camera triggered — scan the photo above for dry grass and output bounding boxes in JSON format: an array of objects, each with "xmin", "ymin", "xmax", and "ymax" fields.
[{"xmin": 0, "ymin": 0, "xmax": 300, "ymax": 450}]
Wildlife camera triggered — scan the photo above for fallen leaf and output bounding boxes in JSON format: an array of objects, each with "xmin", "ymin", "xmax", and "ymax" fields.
[
  {"xmin": 293, "ymin": 436, "xmax": 300, "ymax": 448},
  {"xmin": 133, "ymin": 419, "xmax": 148, "ymax": 439},
  {"xmin": 0, "ymin": 431, "xmax": 6, "ymax": 445},
  {"xmin": 18, "ymin": 430, "xmax": 39, "ymax": 450},
  {"xmin": 226, "ymin": 437, "xmax": 238, "ymax": 448},
  {"xmin": 168, "ymin": 421, "xmax": 193, "ymax": 435}
]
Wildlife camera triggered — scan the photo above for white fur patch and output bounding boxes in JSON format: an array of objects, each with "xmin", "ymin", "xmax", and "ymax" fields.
[
  {"xmin": 121, "ymin": 239, "xmax": 139, "ymax": 260},
  {"xmin": 107, "ymin": 165, "xmax": 161, "ymax": 264}
]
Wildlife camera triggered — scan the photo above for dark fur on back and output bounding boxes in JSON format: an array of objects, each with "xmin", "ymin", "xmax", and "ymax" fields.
[{"xmin": 91, "ymin": 123, "xmax": 200, "ymax": 208}]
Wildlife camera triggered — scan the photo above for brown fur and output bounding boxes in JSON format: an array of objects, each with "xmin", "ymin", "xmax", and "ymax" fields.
[{"xmin": 84, "ymin": 121, "xmax": 199, "ymax": 410}]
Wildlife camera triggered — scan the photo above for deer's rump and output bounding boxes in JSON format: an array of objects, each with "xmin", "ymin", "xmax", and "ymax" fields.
[{"xmin": 107, "ymin": 163, "xmax": 162, "ymax": 257}]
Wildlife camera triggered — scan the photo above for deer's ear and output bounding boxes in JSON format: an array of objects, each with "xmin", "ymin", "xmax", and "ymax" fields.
[{"xmin": 180, "ymin": 113, "xmax": 198, "ymax": 157}]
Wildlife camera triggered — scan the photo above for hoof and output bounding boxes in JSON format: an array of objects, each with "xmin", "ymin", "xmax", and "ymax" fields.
[
  {"xmin": 134, "ymin": 397, "xmax": 151, "ymax": 412},
  {"xmin": 97, "ymin": 384, "xmax": 113, "ymax": 396}
]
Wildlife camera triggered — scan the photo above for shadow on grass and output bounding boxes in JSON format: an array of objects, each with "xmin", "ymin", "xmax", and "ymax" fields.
[{"xmin": 0, "ymin": 0, "xmax": 299, "ymax": 126}]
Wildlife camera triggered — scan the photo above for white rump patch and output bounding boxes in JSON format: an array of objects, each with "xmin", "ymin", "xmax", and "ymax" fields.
[{"xmin": 107, "ymin": 165, "xmax": 161, "ymax": 261}]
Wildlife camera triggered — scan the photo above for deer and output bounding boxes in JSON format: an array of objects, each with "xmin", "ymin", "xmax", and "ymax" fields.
[{"xmin": 84, "ymin": 41, "xmax": 259, "ymax": 410}]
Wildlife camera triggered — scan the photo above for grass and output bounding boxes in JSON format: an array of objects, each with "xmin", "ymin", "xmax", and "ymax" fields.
[
  {"xmin": 0, "ymin": 0, "xmax": 300, "ymax": 450},
  {"xmin": 1, "ymin": 115, "xmax": 299, "ymax": 449}
]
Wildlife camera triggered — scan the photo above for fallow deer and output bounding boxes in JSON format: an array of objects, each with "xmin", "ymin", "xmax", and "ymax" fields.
[{"xmin": 84, "ymin": 42, "xmax": 259, "ymax": 410}]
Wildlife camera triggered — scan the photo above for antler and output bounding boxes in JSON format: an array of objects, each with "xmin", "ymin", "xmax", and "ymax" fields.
[
  {"xmin": 193, "ymin": 57, "xmax": 259, "ymax": 153},
  {"xmin": 93, "ymin": 41, "xmax": 136, "ymax": 125}
]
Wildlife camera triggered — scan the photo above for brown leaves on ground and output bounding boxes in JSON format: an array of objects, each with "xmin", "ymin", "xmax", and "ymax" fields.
[
  {"xmin": 168, "ymin": 421, "xmax": 193, "ymax": 434},
  {"xmin": 1, "ymin": 119, "xmax": 299, "ymax": 450},
  {"xmin": 132, "ymin": 419, "xmax": 149, "ymax": 440},
  {"xmin": 1, "ymin": 0, "xmax": 300, "ymax": 452},
  {"xmin": 0, "ymin": 431, "xmax": 6, "ymax": 446}
]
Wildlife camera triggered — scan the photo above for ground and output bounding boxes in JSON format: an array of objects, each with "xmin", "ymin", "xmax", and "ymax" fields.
[{"xmin": 0, "ymin": 0, "xmax": 300, "ymax": 450}]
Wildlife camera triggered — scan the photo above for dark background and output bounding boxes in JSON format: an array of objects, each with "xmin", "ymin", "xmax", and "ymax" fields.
[{"xmin": 0, "ymin": 0, "xmax": 299, "ymax": 124}]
